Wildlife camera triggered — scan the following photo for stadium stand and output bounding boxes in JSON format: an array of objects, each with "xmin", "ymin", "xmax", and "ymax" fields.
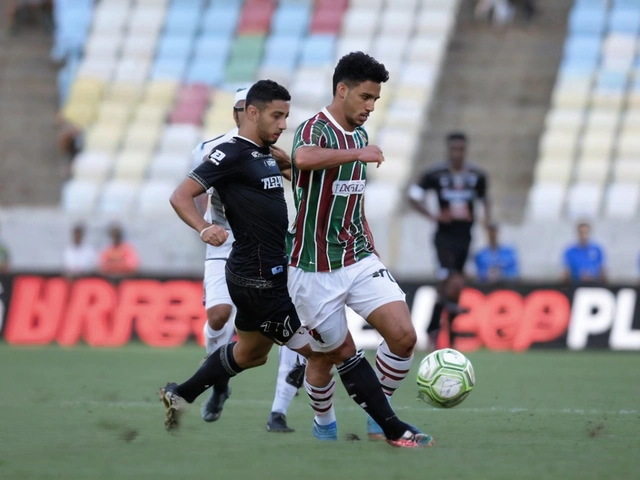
[
  {"xmin": 57, "ymin": 0, "xmax": 459, "ymax": 219},
  {"xmin": 530, "ymin": 0, "xmax": 640, "ymax": 220}
]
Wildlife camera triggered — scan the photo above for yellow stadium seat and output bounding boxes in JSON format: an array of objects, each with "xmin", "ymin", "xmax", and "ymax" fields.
[
  {"xmin": 62, "ymin": 102, "xmax": 98, "ymax": 128},
  {"xmin": 97, "ymin": 101, "xmax": 134, "ymax": 125},
  {"xmin": 112, "ymin": 149, "xmax": 153, "ymax": 181},
  {"xmin": 121, "ymin": 123, "xmax": 161, "ymax": 153},
  {"xmin": 144, "ymin": 80, "xmax": 179, "ymax": 105},
  {"xmin": 104, "ymin": 82, "xmax": 144, "ymax": 104},
  {"xmin": 83, "ymin": 122, "xmax": 127, "ymax": 154}
]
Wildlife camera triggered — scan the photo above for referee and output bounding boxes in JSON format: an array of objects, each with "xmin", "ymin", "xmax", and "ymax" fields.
[{"xmin": 408, "ymin": 132, "xmax": 491, "ymax": 348}]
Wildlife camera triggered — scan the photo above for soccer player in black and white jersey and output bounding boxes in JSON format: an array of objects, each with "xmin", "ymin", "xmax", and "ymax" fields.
[
  {"xmin": 408, "ymin": 132, "xmax": 491, "ymax": 348},
  {"xmin": 192, "ymin": 87, "xmax": 307, "ymax": 432}
]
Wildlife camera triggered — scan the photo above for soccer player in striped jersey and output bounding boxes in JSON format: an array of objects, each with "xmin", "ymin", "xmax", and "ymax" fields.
[
  {"xmin": 286, "ymin": 52, "xmax": 434, "ymax": 448},
  {"xmin": 192, "ymin": 87, "xmax": 306, "ymax": 432}
]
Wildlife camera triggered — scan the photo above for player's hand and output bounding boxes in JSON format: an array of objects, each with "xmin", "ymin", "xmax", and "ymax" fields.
[
  {"xmin": 200, "ymin": 224, "xmax": 229, "ymax": 246},
  {"xmin": 357, "ymin": 145, "xmax": 385, "ymax": 168},
  {"xmin": 270, "ymin": 145, "xmax": 291, "ymax": 167}
]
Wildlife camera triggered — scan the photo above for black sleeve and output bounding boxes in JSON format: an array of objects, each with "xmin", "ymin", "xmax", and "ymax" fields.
[
  {"xmin": 188, "ymin": 146, "xmax": 239, "ymax": 190},
  {"xmin": 476, "ymin": 172, "xmax": 488, "ymax": 199},
  {"xmin": 418, "ymin": 170, "xmax": 438, "ymax": 190}
]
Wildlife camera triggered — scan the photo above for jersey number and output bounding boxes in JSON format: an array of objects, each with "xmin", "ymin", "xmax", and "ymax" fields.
[{"xmin": 208, "ymin": 149, "xmax": 226, "ymax": 165}]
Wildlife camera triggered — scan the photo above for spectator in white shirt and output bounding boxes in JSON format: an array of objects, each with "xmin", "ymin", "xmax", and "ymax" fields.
[{"xmin": 63, "ymin": 223, "xmax": 96, "ymax": 276}]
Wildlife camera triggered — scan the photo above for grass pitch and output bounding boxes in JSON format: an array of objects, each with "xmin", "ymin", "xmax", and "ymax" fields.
[{"xmin": 1, "ymin": 345, "xmax": 639, "ymax": 480}]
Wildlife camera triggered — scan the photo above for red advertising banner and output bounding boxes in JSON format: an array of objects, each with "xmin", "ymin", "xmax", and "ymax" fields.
[{"xmin": 0, "ymin": 274, "xmax": 639, "ymax": 350}]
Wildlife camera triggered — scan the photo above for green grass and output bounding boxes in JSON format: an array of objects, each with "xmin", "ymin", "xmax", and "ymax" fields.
[{"xmin": 1, "ymin": 345, "xmax": 639, "ymax": 480}]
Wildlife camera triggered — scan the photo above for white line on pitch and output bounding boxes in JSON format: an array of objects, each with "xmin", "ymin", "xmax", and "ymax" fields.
[{"xmin": 60, "ymin": 400, "xmax": 639, "ymax": 415}]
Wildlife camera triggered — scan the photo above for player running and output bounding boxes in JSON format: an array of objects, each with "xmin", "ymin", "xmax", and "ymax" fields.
[
  {"xmin": 287, "ymin": 52, "xmax": 434, "ymax": 447},
  {"xmin": 192, "ymin": 87, "xmax": 306, "ymax": 432},
  {"xmin": 408, "ymin": 132, "xmax": 491, "ymax": 349},
  {"xmin": 163, "ymin": 80, "xmax": 425, "ymax": 448}
]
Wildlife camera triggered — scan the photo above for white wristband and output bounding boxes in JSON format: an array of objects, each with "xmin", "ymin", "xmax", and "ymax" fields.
[{"xmin": 199, "ymin": 225, "xmax": 215, "ymax": 238}]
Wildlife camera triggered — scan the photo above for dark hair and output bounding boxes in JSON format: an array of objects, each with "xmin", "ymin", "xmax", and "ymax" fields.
[
  {"xmin": 577, "ymin": 222, "xmax": 591, "ymax": 229},
  {"xmin": 447, "ymin": 132, "xmax": 467, "ymax": 143},
  {"xmin": 73, "ymin": 223, "xmax": 85, "ymax": 234},
  {"xmin": 246, "ymin": 79, "xmax": 291, "ymax": 110},
  {"xmin": 332, "ymin": 51, "xmax": 389, "ymax": 95}
]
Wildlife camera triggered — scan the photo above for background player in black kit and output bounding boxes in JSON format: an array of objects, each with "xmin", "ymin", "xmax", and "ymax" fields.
[
  {"xmin": 162, "ymin": 80, "xmax": 433, "ymax": 448},
  {"xmin": 409, "ymin": 132, "xmax": 491, "ymax": 348}
]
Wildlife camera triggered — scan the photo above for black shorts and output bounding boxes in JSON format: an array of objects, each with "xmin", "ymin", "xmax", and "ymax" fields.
[
  {"xmin": 434, "ymin": 231, "xmax": 471, "ymax": 274},
  {"xmin": 226, "ymin": 269, "xmax": 301, "ymax": 346}
]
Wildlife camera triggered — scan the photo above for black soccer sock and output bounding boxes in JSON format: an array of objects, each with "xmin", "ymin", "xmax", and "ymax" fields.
[
  {"xmin": 175, "ymin": 343, "xmax": 243, "ymax": 403},
  {"xmin": 427, "ymin": 300, "xmax": 444, "ymax": 334},
  {"xmin": 337, "ymin": 350, "xmax": 409, "ymax": 441}
]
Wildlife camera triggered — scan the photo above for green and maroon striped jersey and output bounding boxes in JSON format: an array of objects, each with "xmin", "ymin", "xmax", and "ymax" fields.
[{"xmin": 287, "ymin": 108, "xmax": 375, "ymax": 272}]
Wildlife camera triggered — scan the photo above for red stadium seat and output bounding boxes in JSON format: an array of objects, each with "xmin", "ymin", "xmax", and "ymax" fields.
[
  {"xmin": 169, "ymin": 103, "xmax": 206, "ymax": 125},
  {"xmin": 177, "ymin": 83, "xmax": 210, "ymax": 105},
  {"xmin": 310, "ymin": 8, "xmax": 344, "ymax": 34},
  {"xmin": 238, "ymin": 0, "xmax": 276, "ymax": 35},
  {"xmin": 317, "ymin": 0, "xmax": 348, "ymax": 11}
]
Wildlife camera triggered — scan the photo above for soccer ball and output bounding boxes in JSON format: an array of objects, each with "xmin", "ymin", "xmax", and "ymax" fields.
[{"xmin": 416, "ymin": 348, "xmax": 475, "ymax": 408}]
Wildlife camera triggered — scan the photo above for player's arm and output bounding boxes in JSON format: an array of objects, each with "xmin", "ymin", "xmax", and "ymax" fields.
[
  {"xmin": 478, "ymin": 173, "xmax": 492, "ymax": 226},
  {"xmin": 270, "ymin": 145, "xmax": 292, "ymax": 181},
  {"xmin": 170, "ymin": 150, "xmax": 234, "ymax": 246},
  {"xmin": 408, "ymin": 171, "xmax": 441, "ymax": 222},
  {"xmin": 295, "ymin": 144, "xmax": 384, "ymax": 171}
]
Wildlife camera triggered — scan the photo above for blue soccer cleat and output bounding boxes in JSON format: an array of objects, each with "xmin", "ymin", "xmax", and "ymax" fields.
[{"xmin": 312, "ymin": 420, "xmax": 338, "ymax": 441}]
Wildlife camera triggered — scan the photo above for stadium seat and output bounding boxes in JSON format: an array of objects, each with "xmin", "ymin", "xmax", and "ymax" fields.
[
  {"xmin": 300, "ymin": 35, "xmax": 335, "ymax": 67},
  {"xmin": 604, "ymin": 182, "xmax": 640, "ymax": 218},
  {"xmin": 148, "ymin": 152, "xmax": 191, "ymax": 181},
  {"xmin": 263, "ymin": 35, "xmax": 301, "ymax": 71},
  {"xmin": 568, "ymin": 6, "xmax": 607, "ymax": 35},
  {"xmin": 545, "ymin": 109, "xmax": 585, "ymax": 133},
  {"xmin": 534, "ymin": 158, "xmax": 573, "ymax": 185},
  {"xmin": 415, "ymin": 9, "xmax": 454, "ymax": 36},
  {"xmin": 97, "ymin": 101, "xmax": 134, "ymax": 125},
  {"xmin": 72, "ymin": 151, "xmax": 113, "ymax": 183},
  {"xmin": 114, "ymin": 58, "xmax": 152, "ymax": 84},
  {"xmin": 617, "ymin": 132, "xmax": 640, "ymax": 157},
  {"xmin": 310, "ymin": 7, "xmax": 344, "ymax": 34},
  {"xmin": 151, "ymin": 57, "xmax": 188, "ymax": 81},
  {"xmin": 113, "ymin": 149, "xmax": 154, "ymax": 182},
  {"xmin": 201, "ymin": 5, "xmax": 241, "ymax": 36},
  {"xmin": 156, "ymin": 34, "xmax": 194, "ymax": 60},
  {"xmin": 143, "ymin": 80, "xmax": 179, "ymax": 105},
  {"xmin": 137, "ymin": 180, "xmax": 177, "ymax": 216},
  {"xmin": 98, "ymin": 180, "xmax": 139, "ymax": 214},
  {"xmin": 335, "ymin": 35, "xmax": 373, "ymax": 61},
  {"xmin": 185, "ymin": 59, "xmax": 226, "ymax": 86},
  {"xmin": 193, "ymin": 35, "xmax": 232, "ymax": 63},
  {"xmin": 271, "ymin": 4, "xmax": 311, "ymax": 37},
  {"xmin": 539, "ymin": 131, "xmax": 577, "ymax": 158},
  {"xmin": 608, "ymin": 8, "xmax": 640, "ymax": 34},
  {"xmin": 341, "ymin": 9, "xmax": 378, "ymax": 37},
  {"xmin": 238, "ymin": 0, "xmax": 276, "ymax": 35},
  {"xmin": 159, "ymin": 124, "xmax": 202, "ymax": 154},
  {"xmin": 61, "ymin": 179, "xmax": 101, "ymax": 214},
  {"xmin": 575, "ymin": 159, "xmax": 610, "ymax": 184},
  {"xmin": 379, "ymin": 9, "xmax": 414, "ymax": 36},
  {"xmin": 613, "ymin": 158, "xmax": 640, "ymax": 182},
  {"xmin": 527, "ymin": 183, "xmax": 566, "ymax": 220},
  {"xmin": 566, "ymin": 182, "xmax": 602, "ymax": 219},
  {"xmin": 407, "ymin": 36, "xmax": 446, "ymax": 65}
]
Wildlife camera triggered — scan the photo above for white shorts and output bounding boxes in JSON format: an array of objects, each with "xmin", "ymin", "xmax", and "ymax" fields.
[
  {"xmin": 203, "ymin": 259, "xmax": 233, "ymax": 310},
  {"xmin": 288, "ymin": 254, "xmax": 406, "ymax": 352}
]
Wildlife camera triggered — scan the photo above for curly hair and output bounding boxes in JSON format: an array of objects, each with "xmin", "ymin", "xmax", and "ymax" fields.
[{"xmin": 332, "ymin": 51, "xmax": 389, "ymax": 95}]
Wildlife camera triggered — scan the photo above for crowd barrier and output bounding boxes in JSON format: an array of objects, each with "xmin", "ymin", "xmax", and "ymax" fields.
[{"xmin": 0, "ymin": 273, "xmax": 638, "ymax": 351}]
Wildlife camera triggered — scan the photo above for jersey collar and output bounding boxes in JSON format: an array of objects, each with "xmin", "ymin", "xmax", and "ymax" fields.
[
  {"xmin": 322, "ymin": 108, "xmax": 356, "ymax": 136},
  {"xmin": 234, "ymin": 135, "xmax": 262, "ymax": 147}
]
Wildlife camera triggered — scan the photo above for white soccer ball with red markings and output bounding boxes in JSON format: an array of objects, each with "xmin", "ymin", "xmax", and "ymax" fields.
[{"xmin": 417, "ymin": 348, "xmax": 475, "ymax": 408}]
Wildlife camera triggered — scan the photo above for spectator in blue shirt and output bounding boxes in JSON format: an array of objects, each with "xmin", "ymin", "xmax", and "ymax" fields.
[
  {"xmin": 474, "ymin": 223, "xmax": 519, "ymax": 283},
  {"xmin": 562, "ymin": 222, "xmax": 606, "ymax": 284}
]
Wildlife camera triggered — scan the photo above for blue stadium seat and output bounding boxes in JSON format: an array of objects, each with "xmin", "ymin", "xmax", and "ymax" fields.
[
  {"xmin": 51, "ymin": 0, "xmax": 93, "ymax": 62},
  {"xmin": 613, "ymin": 0, "xmax": 640, "ymax": 10},
  {"xmin": 164, "ymin": 10, "xmax": 201, "ymax": 36},
  {"xmin": 608, "ymin": 9, "xmax": 640, "ymax": 34},
  {"xmin": 263, "ymin": 35, "xmax": 300, "ymax": 70},
  {"xmin": 185, "ymin": 58, "xmax": 226, "ymax": 86},
  {"xmin": 596, "ymin": 70, "xmax": 628, "ymax": 90},
  {"xmin": 300, "ymin": 35, "xmax": 335, "ymax": 66},
  {"xmin": 152, "ymin": 57, "xmax": 189, "ymax": 80},
  {"xmin": 559, "ymin": 58, "xmax": 598, "ymax": 78},
  {"xmin": 210, "ymin": 0, "xmax": 242, "ymax": 5},
  {"xmin": 193, "ymin": 35, "xmax": 232, "ymax": 63},
  {"xmin": 201, "ymin": 5, "xmax": 241, "ymax": 36},
  {"xmin": 271, "ymin": 4, "xmax": 311, "ymax": 37},
  {"xmin": 568, "ymin": 7, "xmax": 607, "ymax": 35},
  {"xmin": 563, "ymin": 36, "xmax": 601, "ymax": 61},
  {"xmin": 169, "ymin": 0, "xmax": 205, "ymax": 8},
  {"xmin": 157, "ymin": 35, "xmax": 195, "ymax": 60}
]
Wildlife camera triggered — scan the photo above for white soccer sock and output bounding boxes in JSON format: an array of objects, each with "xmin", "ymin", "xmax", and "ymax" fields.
[
  {"xmin": 203, "ymin": 311, "xmax": 236, "ymax": 355},
  {"xmin": 304, "ymin": 378, "xmax": 336, "ymax": 426},
  {"xmin": 374, "ymin": 341, "xmax": 413, "ymax": 397},
  {"xmin": 270, "ymin": 346, "xmax": 303, "ymax": 414}
]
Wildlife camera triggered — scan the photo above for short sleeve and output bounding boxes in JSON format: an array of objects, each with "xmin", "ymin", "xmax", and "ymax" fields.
[
  {"xmin": 188, "ymin": 146, "xmax": 238, "ymax": 191},
  {"xmin": 476, "ymin": 172, "xmax": 487, "ymax": 199},
  {"xmin": 292, "ymin": 119, "xmax": 327, "ymax": 153}
]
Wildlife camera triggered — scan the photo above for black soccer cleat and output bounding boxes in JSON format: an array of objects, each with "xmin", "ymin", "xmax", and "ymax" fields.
[
  {"xmin": 285, "ymin": 364, "xmax": 306, "ymax": 389},
  {"xmin": 266, "ymin": 412, "xmax": 295, "ymax": 433},
  {"xmin": 200, "ymin": 385, "xmax": 231, "ymax": 422}
]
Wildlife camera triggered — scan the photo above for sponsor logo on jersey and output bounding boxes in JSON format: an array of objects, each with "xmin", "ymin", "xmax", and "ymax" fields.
[
  {"xmin": 251, "ymin": 151, "xmax": 270, "ymax": 158},
  {"xmin": 264, "ymin": 159, "xmax": 277, "ymax": 167},
  {"xmin": 262, "ymin": 175, "xmax": 284, "ymax": 190},
  {"xmin": 332, "ymin": 180, "xmax": 366, "ymax": 196},
  {"xmin": 441, "ymin": 188, "xmax": 475, "ymax": 201}
]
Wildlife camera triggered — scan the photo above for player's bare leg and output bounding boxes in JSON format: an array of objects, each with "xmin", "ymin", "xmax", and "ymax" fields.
[
  {"xmin": 201, "ymin": 303, "xmax": 235, "ymax": 422},
  {"xmin": 365, "ymin": 301, "xmax": 417, "ymax": 439},
  {"xmin": 160, "ymin": 330, "xmax": 273, "ymax": 432}
]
